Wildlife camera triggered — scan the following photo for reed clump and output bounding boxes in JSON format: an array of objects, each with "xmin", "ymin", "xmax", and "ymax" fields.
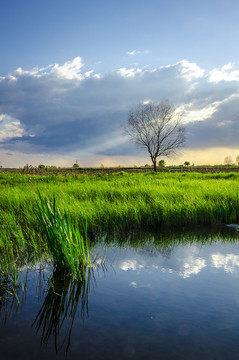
[{"xmin": 34, "ymin": 195, "xmax": 90, "ymax": 280}]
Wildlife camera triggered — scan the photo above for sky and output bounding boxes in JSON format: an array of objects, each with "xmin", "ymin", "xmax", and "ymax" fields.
[{"xmin": 1, "ymin": 0, "xmax": 239, "ymax": 167}]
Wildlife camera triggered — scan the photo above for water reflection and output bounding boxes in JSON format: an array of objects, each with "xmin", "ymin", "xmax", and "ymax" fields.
[
  {"xmin": 0, "ymin": 227, "xmax": 239, "ymax": 359},
  {"xmin": 211, "ymin": 253, "xmax": 239, "ymax": 273},
  {"xmin": 101, "ymin": 225, "xmax": 239, "ymax": 248},
  {"xmin": 96, "ymin": 226, "xmax": 239, "ymax": 279},
  {"xmin": 0, "ymin": 257, "xmax": 106, "ymax": 356},
  {"xmin": 114, "ymin": 242, "xmax": 239, "ymax": 278},
  {"xmin": 0, "ymin": 280, "xmax": 19, "ymax": 326},
  {"xmin": 32, "ymin": 265, "xmax": 98, "ymax": 355}
]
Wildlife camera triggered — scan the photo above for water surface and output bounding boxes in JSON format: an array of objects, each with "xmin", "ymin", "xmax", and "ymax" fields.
[{"xmin": 1, "ymin": 228, "xmax": 239, "ymax": 359}]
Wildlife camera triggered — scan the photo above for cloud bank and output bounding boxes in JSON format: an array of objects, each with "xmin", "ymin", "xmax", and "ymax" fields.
[{"xmin": 0, "ymin": 57, "xmax": 239, "ymax": 166}]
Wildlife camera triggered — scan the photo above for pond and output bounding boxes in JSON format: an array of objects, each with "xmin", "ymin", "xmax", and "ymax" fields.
[{"xmin": 1, "ymin": 227, "xmax": 239, "ymax": 359}]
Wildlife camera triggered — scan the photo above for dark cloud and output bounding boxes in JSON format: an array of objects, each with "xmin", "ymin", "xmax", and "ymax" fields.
[
  {"xmin": 0, "ymin": 58, "xmax": 239, "ymax": 158},
  {"xmin": 187, "ymin": 95, "xmax": 239, "ymax": 149}
]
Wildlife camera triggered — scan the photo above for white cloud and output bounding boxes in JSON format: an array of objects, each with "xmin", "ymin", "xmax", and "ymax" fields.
[
  {"xmin": 179, "ymin": 256, "xmax": 206, "ymax": 278},
  {"xmin": 0, "ymin": 115, "xmax": 24, "ymax": 141},
  {"xmin": 8, "ymin": 57, "xmax": 85, "ymax": 81},
  {"xmin": 108, "ymin": 243, "xmax": 239, "ymax": 282},
  {"xmin": 178, "ymin": 60, "xmax": 205, "ymax": 81},
  {"xmin": 116, "ymin": 247, "xmax": 207, "ymax": 279},
  {"xmin": 116, "ymin": 67, "xmax": 143, "ymax": 78},
  {"xmin": 211, "ymin": 253, "xmax": 239, "ymax": 273},
  {"xmin": 119, "ymin": 259, "xmax": 145, "ymax": 271},
  {"xmin": 13, "ymin": 64, "xmax": 52, "ymax": 78},
  {"xmin": 84, "ymin": 70, "xmax": 94, "ymax": 78},
  {"xmin": 126, "ymin": 50, "xmax": 149, "ymax": 56},
  {"xmin": 93, "ymin": 73, "xmax": 102, "ymax": 79},
  {"xmin": 51, "ymin": 56, "xmax": 84, "ymax": 80},
  {"xmin": 127, "ymin": 50, "xmax": 136, "ymax": 56},
  {"xmin": 209, "ymin": 62, "xmax": 239, "ymax": 83},
  {"xmin": 143, "ymin": 99, "xmax": 152, "ymax": 105},
  {"xmin": 179, "ymin": 101, "xmax": 219, "ymax": 123}
]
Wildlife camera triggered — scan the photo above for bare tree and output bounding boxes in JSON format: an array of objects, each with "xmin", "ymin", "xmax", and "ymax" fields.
[
  {"xmin": 236, "ymin": 155, "xmax": 239, "ymax": 166},
  {"xmin": 124, "ymin": 100, "xmax": 185, "ymax": 171},
  {"xmin": 224, "ymin": 156, "xmax": 233, "ymax": 166}
]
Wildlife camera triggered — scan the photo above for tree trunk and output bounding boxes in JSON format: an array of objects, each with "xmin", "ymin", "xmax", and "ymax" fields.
[{"xmin": 153, "ymin": 159, "xmax": 157, "ymax": 172}]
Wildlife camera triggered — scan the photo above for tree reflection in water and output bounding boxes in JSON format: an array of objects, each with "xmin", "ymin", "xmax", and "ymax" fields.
[{"xmin": 32, "ymin": 264, "xmax": 101, "ymax": 355}]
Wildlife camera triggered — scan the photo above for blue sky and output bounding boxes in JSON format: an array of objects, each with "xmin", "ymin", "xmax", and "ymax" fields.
[
  {"xmin": 2, "ymin": 0, "xmax": 239, "ymax": 74},
  {"xmin": 1, "ymin": 0, "xmax": 239, "ymax": 167}
]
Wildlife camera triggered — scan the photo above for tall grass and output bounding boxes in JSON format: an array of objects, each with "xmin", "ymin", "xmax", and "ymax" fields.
[
  {"xmin": 0, "ymin": 171, "xmax": 239, "ymax": 256},
  {"xmin": 34, "ymin": 195, "xmax": 90, "ymax": 280}
]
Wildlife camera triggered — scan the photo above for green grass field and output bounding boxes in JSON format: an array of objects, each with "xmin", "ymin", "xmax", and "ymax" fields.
[{"xmin": 1, "ymin": 170, "xmax": 239, "ymax": 238}]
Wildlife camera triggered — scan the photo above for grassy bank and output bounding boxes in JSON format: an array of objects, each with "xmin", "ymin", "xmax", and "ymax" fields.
[{"xmin": 1, "ymin": 171, "xmax": 239, "ymax": 239}]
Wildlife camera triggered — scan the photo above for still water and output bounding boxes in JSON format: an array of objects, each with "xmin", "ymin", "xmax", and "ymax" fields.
[{"xmin": 1, "ymin": 228, "xmax": 239, "ymax": 359}]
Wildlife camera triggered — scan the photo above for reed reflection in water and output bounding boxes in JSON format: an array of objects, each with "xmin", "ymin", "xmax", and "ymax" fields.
[{"xmin": 32, "ymin": 261, "xmax": 105, "ymax": 355}]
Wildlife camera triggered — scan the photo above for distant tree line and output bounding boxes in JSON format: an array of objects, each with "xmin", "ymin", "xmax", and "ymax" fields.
[{"xmin": 224, "ymin": 155, "xmax": 239, "ymax": 166}]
